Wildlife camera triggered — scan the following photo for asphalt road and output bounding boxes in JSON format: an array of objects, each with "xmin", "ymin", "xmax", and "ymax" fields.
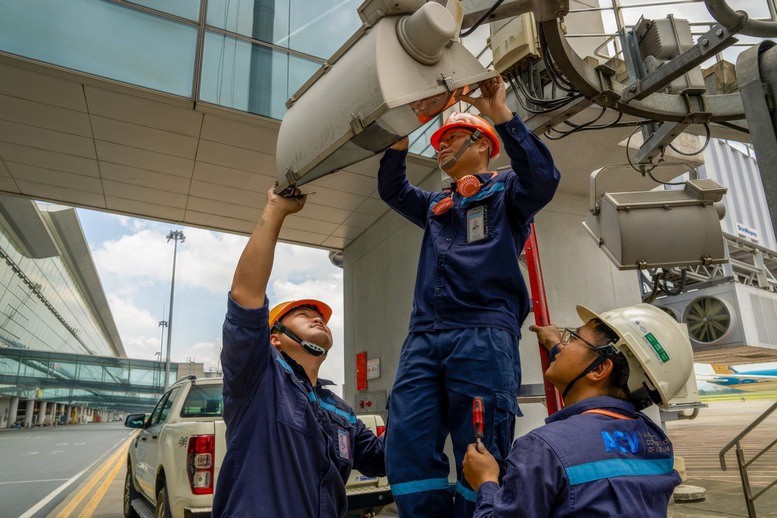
[{"xmin": 0, "ymin": 422, "xmax": 133, "ymax": 518}]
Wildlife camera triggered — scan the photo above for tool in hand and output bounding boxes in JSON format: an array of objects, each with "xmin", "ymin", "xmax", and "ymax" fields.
[
  {"xmin": 279, "ymin": 186, "xmax": 316, "ymax": 199},
  {"xmin": 472, "ymin": 397, "xmax": 484, "ymax": 446}
]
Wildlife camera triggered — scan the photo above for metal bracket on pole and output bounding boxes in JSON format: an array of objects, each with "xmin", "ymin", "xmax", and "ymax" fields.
[
  {"xmin": 621, "ymin": 24, "xmax": 737, "ymax": 103},
  {"xmin": 633, "ymin": 121, "xmax": 690, "ymax": 164}
]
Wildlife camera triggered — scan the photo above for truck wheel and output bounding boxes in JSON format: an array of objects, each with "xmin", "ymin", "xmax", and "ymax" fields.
[
  {"xmin": 155, "ymin": 486, "xmax": 172, "ymax": 518},
  {"xmin": 123, "ymin": 468, "xmax": 139, "ymax": 518}
]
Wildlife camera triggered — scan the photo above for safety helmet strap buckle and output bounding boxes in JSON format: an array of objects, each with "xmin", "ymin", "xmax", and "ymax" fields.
[{"xmin": 271, "ymin": 322, "xmax": 327, "ymax": 357}]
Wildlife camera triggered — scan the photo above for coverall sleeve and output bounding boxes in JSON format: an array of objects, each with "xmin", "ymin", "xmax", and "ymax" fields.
[
  {"xmin": 377, "ymin": 148, "xmax": 435, "ymax": 228},
  {"xmin": 475, "ymin": 433, "xmax": 567, "ymax": 518},
  {"xmin": 352, "ymin": 419, "xmax": 387, "ymax": 477},
  {"xmin": 221, "ymin": 293, "xmax": 273, "ymax": 404},
  {"xmin": 495, "ymin": 116, "xmax": 561, "ymax": 225}
]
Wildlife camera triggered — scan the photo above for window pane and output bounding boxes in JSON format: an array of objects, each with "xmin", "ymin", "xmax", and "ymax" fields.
[
  {"xmin": 200, "ymin": 31, "xmax": 321, "ymax": 119},
  {"xmin": 181, "ymin": 384, "xmax": 223, "ymax": 417},
  {"xmin": 207, "ymin": 0, "xmax": 291, "ymax": 48},
  {"xmin": 206, "ymin": 0, "xmax": 361, "ymax": 59},
  {"xmin": 0, "ymin": 0, "xmax": 197, "ymax": 97},
  {"xmin": 287, "ymin": 0, "xmax": 362, "ymax": 57},
  {"xmin": 409, "ymin": 119, "xmax": 440, "ymax": 159},
  {"xmin": 129, "ymin": 0, "xmax": 201, "ymax": 21}
]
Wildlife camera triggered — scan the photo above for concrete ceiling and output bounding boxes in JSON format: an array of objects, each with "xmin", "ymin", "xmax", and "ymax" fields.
[
  {"xmin": 0, "ymin": 53, "xmax": 706, "ymax": 249},
  {"xmin": 0, "ymin": 55, "xmax": 441, "ymax": 250}
]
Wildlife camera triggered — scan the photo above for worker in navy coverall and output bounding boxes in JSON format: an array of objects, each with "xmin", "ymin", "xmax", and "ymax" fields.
[
  {"xmin": 212, "ymin": 186, "xmax": 385, "ymax": 517},
  {"xmin": 378, "ymin": 74, "xmax": 560, "ymax": 517},
  {"xmin": 463, "ymin": 314, "xmax": 682, "ymax": 517}
]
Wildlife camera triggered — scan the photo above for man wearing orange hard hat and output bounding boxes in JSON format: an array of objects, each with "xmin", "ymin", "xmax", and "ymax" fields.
[
  {"xmin": 212, "ymin": 187, "xmax": 385, "ymax": 517},
  {"xmin": 377, "ymin": 74, "xmax": 561, "ymax": 518}
]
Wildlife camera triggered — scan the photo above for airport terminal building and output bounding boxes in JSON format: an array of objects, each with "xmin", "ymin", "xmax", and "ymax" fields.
[{"xmin": 0, "ymin": 195, "xmax": 128, "ymax": 426}]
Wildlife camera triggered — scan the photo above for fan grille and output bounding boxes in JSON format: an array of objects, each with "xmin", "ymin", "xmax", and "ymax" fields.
[{"xmin": 684, "ymin": 297, "xmax": 731, "ymax": 343}]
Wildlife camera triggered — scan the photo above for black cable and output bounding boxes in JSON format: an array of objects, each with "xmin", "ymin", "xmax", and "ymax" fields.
[
  {"xmin": 668, "ymin": 123, "xmax": 712, "ymax": 157},
  {"xmin": 544, "ymin": 106, "xmax": 607, "ymax": 139},
  {"xmin": 460, "ymin": 0, "xmax": 504, "ymax": 37}
]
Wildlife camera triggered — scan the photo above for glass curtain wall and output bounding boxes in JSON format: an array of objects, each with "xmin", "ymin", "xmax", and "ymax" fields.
[
  {"xmin": 0, "ymin": 230, "xmax": 114, "ymax": 356},
  {"xmin": 0, "ymin": 0, "xmax": 364, "ymax": 120}
]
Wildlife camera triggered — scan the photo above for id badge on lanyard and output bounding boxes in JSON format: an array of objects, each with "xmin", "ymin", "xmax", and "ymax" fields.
[{"xmin": 467, "ymin": 205, "xmax": 488, "ymax": 243}]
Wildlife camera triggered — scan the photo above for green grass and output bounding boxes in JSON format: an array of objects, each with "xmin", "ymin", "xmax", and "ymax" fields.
[{"xmin": 699, "ymin": 390, "xmax": 777, "ymax": 402}]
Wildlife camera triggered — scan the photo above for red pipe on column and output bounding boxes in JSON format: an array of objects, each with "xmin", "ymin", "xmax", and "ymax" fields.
[{"xmin": 524, "ymin": 223, "xmax": 563, "ymax": 415}]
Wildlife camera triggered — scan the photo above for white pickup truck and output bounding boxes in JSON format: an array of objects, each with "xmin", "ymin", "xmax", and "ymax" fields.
[{"xmin": 124, "ymin": 376, "xmax": 391, "ymax": 518}]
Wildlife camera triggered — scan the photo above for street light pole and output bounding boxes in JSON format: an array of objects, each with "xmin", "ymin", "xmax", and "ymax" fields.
[
  {"xmin": 164, "ymin": 230, "xmax": 185, "ymax": 392},
  {"xmin": 158, "ymin": 318, "xmax": 168, "ymax": 360}
]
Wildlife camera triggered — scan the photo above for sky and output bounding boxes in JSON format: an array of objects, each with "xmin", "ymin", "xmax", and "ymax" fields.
[{"xmin": 76, "ymin": 208, "xmax": 347, "ymax": 394}]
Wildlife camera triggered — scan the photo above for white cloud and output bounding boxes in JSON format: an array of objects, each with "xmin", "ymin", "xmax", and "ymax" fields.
[
  {"xmin": 107, "ymin": 294, "xmax": 164, "ymax": 360},
  {"xmin": 92, "ymin": 227, "xmax": 247, "ymax": 294},
  {"xmin": 177, "ymin": 340, "xmax": 222, "ymax": 371}
]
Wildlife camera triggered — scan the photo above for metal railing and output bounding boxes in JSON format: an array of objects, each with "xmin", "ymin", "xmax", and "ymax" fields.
[{"xmin": 719, "ymin": 400, "xmax": 777, "ymax": 517}]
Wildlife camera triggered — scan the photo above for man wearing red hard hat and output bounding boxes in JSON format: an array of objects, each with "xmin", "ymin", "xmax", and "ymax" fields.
[
  {"xmin": 212, "ymin": 187, "xmax": 385, "ymax": 517},
  {"xmin": 377, "ymin": 74, "xmax": 561, "ymax": 517}
]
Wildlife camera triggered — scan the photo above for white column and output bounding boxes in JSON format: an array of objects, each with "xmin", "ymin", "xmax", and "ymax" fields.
[
  {"xmin": 24, "ymin": 400, "xmax": 35, "ymax": 427},
  {"xmin": 8, "ymin": 397, "xmax": 19, "ymax": 428},
  {"xmin": 51, "ymin": 403, "xmax": 58, "ymax": 424},
  {"xmin": 37, "ymin": 401, "xmax": 47, "ymax": 425},
  {"xmin": 63, "ymin": 405, "xmax": 70, "ymax": 424}
]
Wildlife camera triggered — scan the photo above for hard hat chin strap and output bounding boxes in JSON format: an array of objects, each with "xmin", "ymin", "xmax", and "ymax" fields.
[
  {"xmin": 440, "ymin": 129, "xmax": 482, "ymax": 171},
  {"xmin": 272, "ymin": 322, "xmax": 327, "ymax": 357},
  {"xmin": 562, "ymin": 355, "xmax": 609, "ymax": 401}
]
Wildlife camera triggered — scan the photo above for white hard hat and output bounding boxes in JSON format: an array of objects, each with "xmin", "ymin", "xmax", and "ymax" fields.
[{"xmin": 577, "ymin": 304, "xmax": 693, "ymax": 409}]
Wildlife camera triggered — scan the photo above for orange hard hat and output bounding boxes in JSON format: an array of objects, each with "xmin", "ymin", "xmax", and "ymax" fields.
[
  {"xmin": 430, "ymin": 112, "xmax": 500, "ymax": 159},
  {"xmin": 269, "ymin": 299, "xmax": 333, "ymax": 327}
]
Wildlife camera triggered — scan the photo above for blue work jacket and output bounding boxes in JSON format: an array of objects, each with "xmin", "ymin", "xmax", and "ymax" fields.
[
  {"xmin": 378, "ymin": 115, "xmax": 560, "ymax": 338},
  {"xmin": 212, "ymin": 295, "xmax": 385, "ymax": 518},
  {"xmin": 475, "ymin": 397, "xmax": 681, "ymax": 517}
]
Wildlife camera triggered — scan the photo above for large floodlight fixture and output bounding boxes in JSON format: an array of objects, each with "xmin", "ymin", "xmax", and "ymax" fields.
[
  {"xmin": 584, "ymin": 170, "xmax": 728, "ymax": 271},
  {"xmin": 275, "ymin": 0, "xmax": 497, "ymax": 193}
]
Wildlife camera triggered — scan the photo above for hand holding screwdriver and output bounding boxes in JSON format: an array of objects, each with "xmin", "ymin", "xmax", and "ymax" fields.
[{"xmin": 472, "ymin": 397, "xmax": 484, "ymax": 448}]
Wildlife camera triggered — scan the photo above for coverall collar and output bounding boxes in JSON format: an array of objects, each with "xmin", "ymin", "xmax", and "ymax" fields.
[
  {"xmin": 546, "ymin": 396, "xmax": 637, "ymax": 425},
  {"xmin": 280, "ymin": 351, "xmax": 335, "ymax": 387}
]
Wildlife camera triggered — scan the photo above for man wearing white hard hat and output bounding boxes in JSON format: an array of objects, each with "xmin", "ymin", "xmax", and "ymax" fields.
[{"xmin": 463, "ymin": 304, "xmax": 690, "ymax": 517}]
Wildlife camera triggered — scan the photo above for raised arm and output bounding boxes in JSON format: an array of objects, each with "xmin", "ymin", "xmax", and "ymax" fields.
[
  {"xmin": 377, "ymin": 137, "xmax": 435, "ymax": 228},
  {"xmin": 459, "ymin": 75, "xmax": 560, "ymax": 225},
  {"xmin": 231, "ymin": 186, "xmax": 306, "ymax": 309},
  {"xmin": 221, "ymin": 187, "xmax": 306, "ymax": 407}
]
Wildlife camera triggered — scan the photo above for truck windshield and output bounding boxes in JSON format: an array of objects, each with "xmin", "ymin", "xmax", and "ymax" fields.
[{"xmin": 181, "ymin": 383, "xmax": 223, "ymax": 418}]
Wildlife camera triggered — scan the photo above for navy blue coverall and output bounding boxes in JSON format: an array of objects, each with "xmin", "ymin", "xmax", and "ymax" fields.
[
  {"xmin": 378, "ymin": 115, "xmax": 560, "ymax": 517},
  {"xmin": 474, "ymin": 397, "xmax": 681, "ymax": 517},
  {"xmin": 212, "ymin": 296, "xmax": 386, "ymax": 517}
]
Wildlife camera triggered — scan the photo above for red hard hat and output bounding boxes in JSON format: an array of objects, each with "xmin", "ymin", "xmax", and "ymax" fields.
[{"xmin": 430, "ymin": 112, "xmax": 500, "ymax": 159}]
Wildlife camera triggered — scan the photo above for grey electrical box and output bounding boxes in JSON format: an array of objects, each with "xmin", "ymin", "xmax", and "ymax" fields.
[
  {"xmin": 635, "ymin": 16, "xmax": 705, "ymax": 94},
  {"xmin": 584, "ymin": 179, "xmax": 728, "ymax": 270}
]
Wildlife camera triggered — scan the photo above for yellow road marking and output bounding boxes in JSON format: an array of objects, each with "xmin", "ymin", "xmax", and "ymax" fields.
[
  {"xmin": 81, "ymin": 450, "xmax": 126, "ymax": 517},
  {"xmin": 55, "ymin": 434, "xmax": 135, "ymax": 518}
]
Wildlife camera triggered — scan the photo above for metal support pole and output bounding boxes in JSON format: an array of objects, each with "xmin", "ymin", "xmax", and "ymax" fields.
[
  {"xmin": 736, "ymin": 444, "xmax": 758, "ymax": 517},
  {"xmin": 524, "ymin": 223, "xmax": 563, "ymax": 415},
  {"xmin": 164, "ymin": 230, "xmax": 185, "ymax": 392}
]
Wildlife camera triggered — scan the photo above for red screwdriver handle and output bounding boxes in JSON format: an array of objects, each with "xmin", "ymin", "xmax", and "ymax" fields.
[{"xmin": 472, "ymin": 397, "xmax": 484, "ymax": 443}]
